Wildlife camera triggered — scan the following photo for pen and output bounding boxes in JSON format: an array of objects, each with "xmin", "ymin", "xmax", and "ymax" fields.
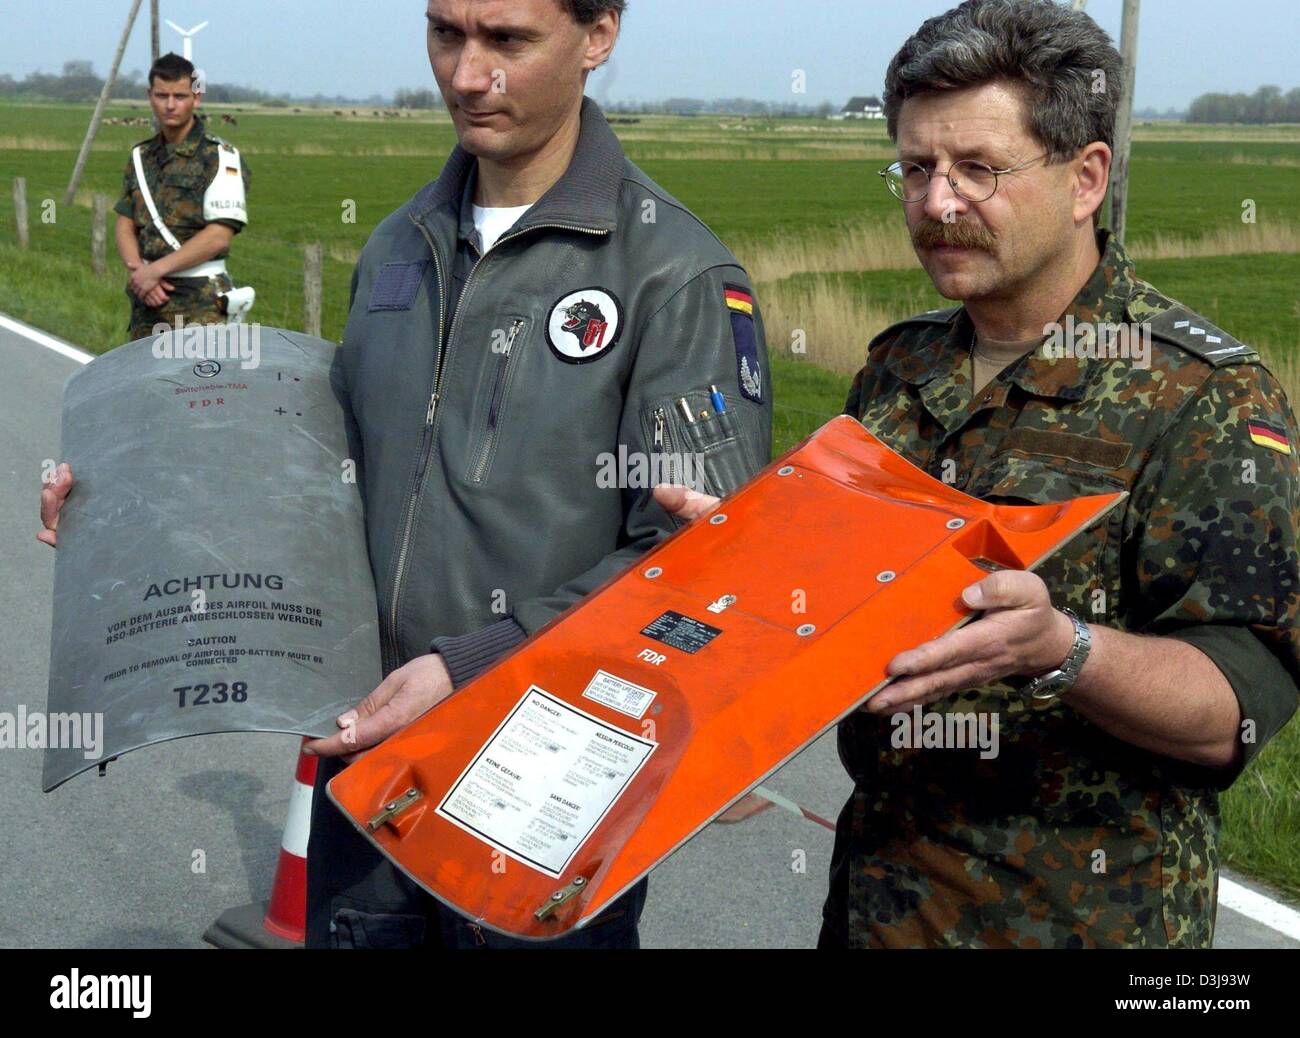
[
  {"xmin": 709, "ymin": 384, "xmax": 726, "ymax": 414},
  {"xmin": 676, "ymin": 397, "xmax": 695, "ymax": 423}
]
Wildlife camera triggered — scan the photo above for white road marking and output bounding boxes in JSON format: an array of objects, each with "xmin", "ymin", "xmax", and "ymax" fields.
[
  {"xmin": 0, "ymin": 312, "xmax": 94, "ymax": 365},
  {"xmin": 1219, "ymin": 876, "xmax": 1300, "ymax": 942}
]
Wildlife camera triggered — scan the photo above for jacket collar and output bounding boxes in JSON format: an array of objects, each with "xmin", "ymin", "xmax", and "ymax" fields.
[
  {"xmin": 411, "ymin": 96, "xmax": 624, "ymax": 236},
  {"xmin": 886, "ymin": 228, "xmax": 1137, "ymax": 404},
  {"xmin": 150, "ymin": 115, "xmax": 206, "ymax": 158},
  {"xmin": 455, "ymin": 166, "xmax": 480, "ymax": 244}
]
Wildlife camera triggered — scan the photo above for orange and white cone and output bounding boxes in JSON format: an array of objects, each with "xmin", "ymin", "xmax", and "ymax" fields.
[
  {"xmin": 261, "ymin": 742, "xmax": 317, "ymax": 941},
  {"xmin": 204, "ymin": 738, "xmax": 317, "ymax": 949}
]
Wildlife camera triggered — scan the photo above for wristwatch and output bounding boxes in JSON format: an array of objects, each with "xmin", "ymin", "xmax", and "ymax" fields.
[{"xmin": 1022, "ymin": 608, "xmax": 1092, "ymax": 703}]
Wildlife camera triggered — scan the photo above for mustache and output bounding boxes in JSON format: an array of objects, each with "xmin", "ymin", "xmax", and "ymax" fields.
[{"xmin": 912, "ymin": 220, "xmax": 997, "ymax": 253}]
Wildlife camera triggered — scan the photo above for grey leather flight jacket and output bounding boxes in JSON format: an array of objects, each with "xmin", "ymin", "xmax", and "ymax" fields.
[{"xmin": 335, "ymin": 97, "xmax": 773, "ymax": 682}]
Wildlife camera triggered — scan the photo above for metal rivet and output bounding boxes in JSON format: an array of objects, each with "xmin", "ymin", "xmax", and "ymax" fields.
[
  {"xmin": 645, "ymin": 566, "xmax": 662, "ymax": 579},
  {"xmin": 710, "ymin": 514, "xmax": 727, "ymax": 525},
  {"xmin": 877, "ymin": 570, "xmax": 896, "ymax": 583},
  {"xmin": 778, "ymin": 465, "xmax": 795, "ymax": 476},
  {"xmin": 946, "ymin": 518, "xmax": 965, "ymax": 529},
  {"xmin": 550, "ymin": 891, "xmax": 564, "ymax": 901},
  {"xmin": 572, "ymin": 877, "xmax": 585, "ymax": 886},
  {"xmin": 796, "ymin": 624, "xmax": 816, "ymax": 636}
]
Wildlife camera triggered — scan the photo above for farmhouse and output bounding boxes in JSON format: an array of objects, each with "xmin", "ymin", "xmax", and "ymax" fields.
[{"xmin": 831, "ymin": 95, "xmax": 885, "ymax": 120}]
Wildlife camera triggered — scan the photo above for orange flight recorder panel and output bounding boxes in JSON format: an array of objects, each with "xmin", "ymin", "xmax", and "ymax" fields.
[{"xmin": 328, "ymin": 416, "xmax": 1125, "ymax": 940}]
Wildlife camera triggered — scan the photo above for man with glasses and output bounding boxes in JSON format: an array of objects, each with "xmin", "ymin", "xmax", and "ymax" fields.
[{"xmin": 658, "ymin": 0, "xmax": 1299, "ymax": 948}]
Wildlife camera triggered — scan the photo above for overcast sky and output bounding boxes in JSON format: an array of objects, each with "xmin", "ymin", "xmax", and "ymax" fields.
[{"xmin": 2, "ymin": 0, "xmax": 1295, "ymax": 109}]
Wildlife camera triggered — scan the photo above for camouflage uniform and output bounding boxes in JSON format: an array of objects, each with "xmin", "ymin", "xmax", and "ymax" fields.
[
  {"xmin": 114, "ymin": 115, "xmax": 251, "ymax": 342},
  {"xmin": 824, "ymin": 229, "xmax": 1300, "ymax": 948}
]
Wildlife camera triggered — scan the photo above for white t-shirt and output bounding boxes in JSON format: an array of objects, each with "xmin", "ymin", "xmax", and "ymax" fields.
[{"xmin": 473, "ymin": 203, "xmax": 534, "ymax": 253}]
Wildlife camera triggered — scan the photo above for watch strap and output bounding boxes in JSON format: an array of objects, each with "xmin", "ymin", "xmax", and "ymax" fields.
[{"xmin": 1023, "ymin": 608, "xmax": 1092, "ymax": 702}]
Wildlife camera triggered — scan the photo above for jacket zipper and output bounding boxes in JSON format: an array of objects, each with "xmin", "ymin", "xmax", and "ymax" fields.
[
  {"xmin": 654, "ymin": 407, "xmax": 681, "ymax": 486},
  {"xmin": 383, "ymin": 219, "xmax": 448, "ymax": 671},
  {"xmin": 471, "ymin": 317, "xmax": 524, "ymax": 483},
  {"xmin": 382, "ymin": 214, "xmax": 608, "ymax": 668}
]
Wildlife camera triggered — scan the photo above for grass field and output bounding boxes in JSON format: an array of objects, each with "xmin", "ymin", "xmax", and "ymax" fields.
[{"xmin": 2, "ymin": 99, "xmax": 1298, "ymax": 904}]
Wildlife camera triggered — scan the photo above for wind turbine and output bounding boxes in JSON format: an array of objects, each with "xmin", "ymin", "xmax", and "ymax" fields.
[{"xmin": 165, "ymin": 19, "xmax": 209, "ymax": 61}]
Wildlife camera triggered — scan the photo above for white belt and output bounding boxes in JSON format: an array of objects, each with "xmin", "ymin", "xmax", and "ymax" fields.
[{"xmin": 171, "ymin": 258, "xmax": 229, "ymax": 279}]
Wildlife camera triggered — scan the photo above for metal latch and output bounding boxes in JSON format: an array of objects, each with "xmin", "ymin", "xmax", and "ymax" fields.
[
  {"xmin": 969, "ymin": 557, "xmax": 1008, "ymax": 573},
  {"xmin": 534, "ymin": 875, "xmax": 587, "ymax": 921},
  {"xmin": 367, "ymin": 788, "xmax": 422, "ymax": 832}
]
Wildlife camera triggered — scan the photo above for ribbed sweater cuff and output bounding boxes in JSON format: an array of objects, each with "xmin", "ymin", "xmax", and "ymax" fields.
[{"xmin": 431, "ymin": 617, "xmax": 529, "ymax": 689}]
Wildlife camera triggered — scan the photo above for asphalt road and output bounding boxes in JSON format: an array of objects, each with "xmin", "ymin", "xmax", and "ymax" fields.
[{"xmin": 1, "ymin": 316, "xmax": 1294, "ymax": 950}]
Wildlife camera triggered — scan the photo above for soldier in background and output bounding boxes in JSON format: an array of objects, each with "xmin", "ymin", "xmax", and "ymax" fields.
[{"xmin": 114, "ymin": 52, "xmax": 252, "ymax": 342}]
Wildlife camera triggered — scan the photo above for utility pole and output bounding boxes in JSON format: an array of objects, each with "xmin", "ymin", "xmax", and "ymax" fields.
[
  {"xmin": 64, "ymin": 0, "xmax": 144, "ymax": 206},
  {"xmin": 151, "ymin": 0, "xmax": 160, "ymax": 133},
  {"xmin": 1109, "ymin": 0, "xmax": 1140, "ymax": 243}
]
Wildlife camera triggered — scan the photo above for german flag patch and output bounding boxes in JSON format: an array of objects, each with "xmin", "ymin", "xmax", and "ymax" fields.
[
  {"xmin": 1247, "ymin": 419, "xmax": 1292, "ymax": 455},
  {"xmin": 724, "ymin": 285, "xmax": 754, "ymax": 316}
]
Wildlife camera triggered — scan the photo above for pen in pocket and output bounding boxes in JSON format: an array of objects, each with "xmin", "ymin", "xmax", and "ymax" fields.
[{"xmin": 710, "ymin": 384, "xmax": 736, "ymax": 437}]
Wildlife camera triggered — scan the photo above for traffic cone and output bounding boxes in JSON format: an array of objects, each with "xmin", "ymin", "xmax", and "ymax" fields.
[{"xmin": 203, "ymin": 738, "xmax": 317, "ymax": 949}]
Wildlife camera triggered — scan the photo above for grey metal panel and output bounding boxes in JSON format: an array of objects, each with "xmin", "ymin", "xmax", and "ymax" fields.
[{"xmin": 44, "ymin": 327, "xmax": 381, "ymax": 790}]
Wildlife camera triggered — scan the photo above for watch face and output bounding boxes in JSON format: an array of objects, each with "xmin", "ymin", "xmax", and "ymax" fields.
[{"xmin": 1028, "ymin": 674, "xmax": 1066, "ymax": 702}]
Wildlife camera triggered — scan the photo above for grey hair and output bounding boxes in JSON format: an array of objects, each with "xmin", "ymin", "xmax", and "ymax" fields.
[
  {"xmin": 883, "ymin": 0, "xmax": 1123, "ymax": 161},
  {"xmin": 560, "ymin": 0, "xmax": 626, "ymax": 24}
]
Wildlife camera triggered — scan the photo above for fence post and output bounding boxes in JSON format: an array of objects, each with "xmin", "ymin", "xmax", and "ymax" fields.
[
  {"xmin": 91, "ymin": 193, "xmax": 108, "ymax": 277},
  {"xmin": 14, "ymin": 177, "xmax": 29, "ymax": 250},
  {"xmin": 304, "ymin": 243, "xmax": 323, "ymax": 337}
]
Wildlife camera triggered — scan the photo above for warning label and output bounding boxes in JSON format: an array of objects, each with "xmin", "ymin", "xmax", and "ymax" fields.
[
  {"xmin": 640, "ymin": 611, "xmax": 722, "ymax": 655},
  {"xmin": 437, "ymin": 687, "xmax": 656, "ymax": 877},
  {"xmin": 582, "ymin": 669, "xmax": 657, "ymax": 719}
]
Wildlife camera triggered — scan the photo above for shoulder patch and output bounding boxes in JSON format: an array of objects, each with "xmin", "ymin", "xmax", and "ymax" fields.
[
  {"xmin": 724, "ymin": 283, "xmax": 754, "ymax": 316},
  {"xmin": 547, "ymin": 287, "xmax": 624, "ymax": 364},
  {"xmin": 725, "ymin": 282, "xmax": 762, "ymax": 402},
  {"xmin": 368, "ymin": 261, "xmax": 428, "ymax": 312},
  {"xmin": 1144, "ymin": 303, "xmax": 1258, "ymax": 368},
  {"xmin": 1247, "ymin": 418, "xmax": 1292, "ymax": 456},
  {"xmin": 868, "ymin": 305, "xmax": 962, "ymax": 352}
]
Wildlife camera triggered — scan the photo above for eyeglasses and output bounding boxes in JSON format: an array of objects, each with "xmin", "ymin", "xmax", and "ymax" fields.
[{"xmin": 878, "ymin": 154, "xmax": 1049, "ymax": 203}]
